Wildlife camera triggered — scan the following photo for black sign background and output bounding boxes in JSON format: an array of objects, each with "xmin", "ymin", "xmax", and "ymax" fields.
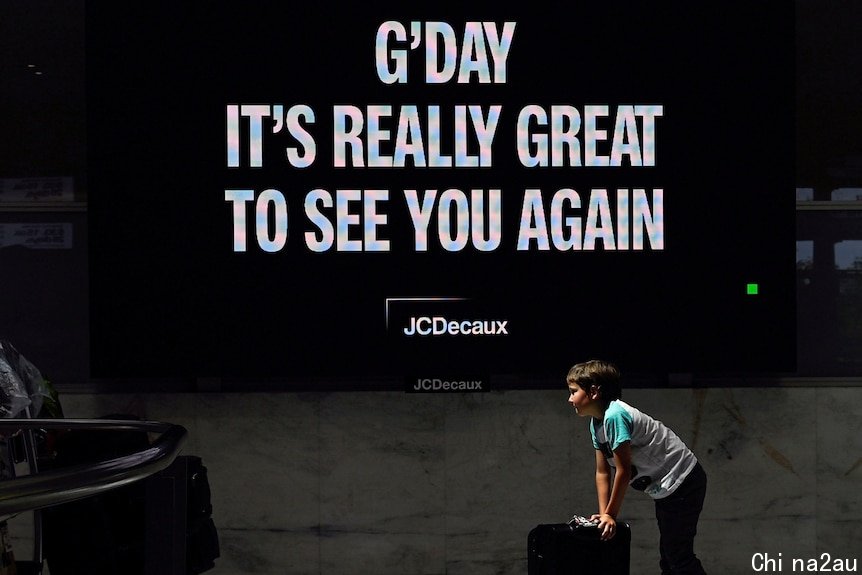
[{"xmin": 88, "ymin": 2, "xmax": 795, "ymax": 385}]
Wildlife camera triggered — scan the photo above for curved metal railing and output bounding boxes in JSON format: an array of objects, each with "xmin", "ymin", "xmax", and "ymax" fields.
[{"xmin": 0, "ymin": 419, "xmax": 187, "ymax": 518}]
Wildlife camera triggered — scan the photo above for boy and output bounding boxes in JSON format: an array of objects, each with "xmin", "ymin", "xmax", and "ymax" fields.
[{"xmin": 567, "ymin": 359, "xmax": 707, "ymax": 575}]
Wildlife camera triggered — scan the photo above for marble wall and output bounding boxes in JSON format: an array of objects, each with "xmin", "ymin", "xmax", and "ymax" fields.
[{"xmin": 8, "ymin": 386, "xmax": 862, "ymax": 574}]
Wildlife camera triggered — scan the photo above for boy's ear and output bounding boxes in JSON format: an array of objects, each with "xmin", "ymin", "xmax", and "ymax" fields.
[{"xmin": 589, "ymin": 385, "xmax": 601, "ymax": 400}]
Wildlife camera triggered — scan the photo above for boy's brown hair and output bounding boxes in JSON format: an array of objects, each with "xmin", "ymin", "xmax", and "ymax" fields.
[{"xmin": 566, "ymin": 359, "xmax": 622, "ymax": 405}]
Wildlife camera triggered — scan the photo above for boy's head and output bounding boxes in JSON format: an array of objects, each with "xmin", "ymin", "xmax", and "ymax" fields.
[{"xmin": 566, "ymin": 360, "xmax": 622, "ymax": 411}]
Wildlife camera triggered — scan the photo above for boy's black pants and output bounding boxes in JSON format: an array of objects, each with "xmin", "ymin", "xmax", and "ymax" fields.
[{"xmin": 654, "ymin": 462, "xmax": 707, "ymax": 575}]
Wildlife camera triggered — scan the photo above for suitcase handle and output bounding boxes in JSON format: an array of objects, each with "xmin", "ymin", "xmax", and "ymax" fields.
[{"xmin": 567, "ymin": 514, "xmax": 600, "ymax": 528}]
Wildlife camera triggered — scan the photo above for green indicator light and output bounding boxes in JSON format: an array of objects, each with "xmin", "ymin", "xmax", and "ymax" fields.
[{"xmin": 746, "ymin": 283, "xmax": 759, "ymax": 295}]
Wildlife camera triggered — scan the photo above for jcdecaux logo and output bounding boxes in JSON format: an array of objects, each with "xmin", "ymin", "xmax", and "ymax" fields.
[{"xmin": 402, "ymin": 316, "xmax": 508, "ymax": 336}]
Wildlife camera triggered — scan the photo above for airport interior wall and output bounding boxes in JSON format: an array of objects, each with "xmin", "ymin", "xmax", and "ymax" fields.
[{"xmin": 10, "ymin": 385, "xmax": 860, "ymax": 574}]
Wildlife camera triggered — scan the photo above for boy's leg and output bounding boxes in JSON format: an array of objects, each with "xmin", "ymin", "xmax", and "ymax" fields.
[{"xmin": 654, "ymin": 463, "xmax": 707, "ymax": 575}]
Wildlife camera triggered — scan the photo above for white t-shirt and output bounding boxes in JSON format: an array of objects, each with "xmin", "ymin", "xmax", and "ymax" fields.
[{"xmin": 590, "ymin": 399, "xmax": 698, "ymax": 499}]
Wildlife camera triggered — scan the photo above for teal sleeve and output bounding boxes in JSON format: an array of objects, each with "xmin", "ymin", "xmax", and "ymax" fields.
[
  {"xmin": 589, "ymin": 419, "xmax": 599, "ymax": 450},
  {"xmin": 604, "ymin": 408, "xmax": 633, "ymax": 451}
]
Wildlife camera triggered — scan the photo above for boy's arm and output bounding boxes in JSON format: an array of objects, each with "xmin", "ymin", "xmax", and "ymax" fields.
[
  {"xmin": 594, "ymin": 449, "xmax": 611, "ymax": 515},
  {"xmin": 596, "ymin": 441, "xmax": 632, "ymax": 540}
]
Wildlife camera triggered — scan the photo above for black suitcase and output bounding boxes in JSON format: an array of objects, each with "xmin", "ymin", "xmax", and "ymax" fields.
[{"xmin": 528, "ymin": 519, "xmax": 631, "ymax": 575}]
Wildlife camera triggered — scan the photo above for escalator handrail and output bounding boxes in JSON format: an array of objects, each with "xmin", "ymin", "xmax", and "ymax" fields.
[{"xmin": 0, "ymin": 419, "xmax": 187, "ymax": 517}]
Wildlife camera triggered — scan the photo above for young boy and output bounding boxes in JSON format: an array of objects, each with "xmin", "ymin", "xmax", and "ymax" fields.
[{"xmin": 567, "ymin": 359, "xmax": 707, "ymax": 575}]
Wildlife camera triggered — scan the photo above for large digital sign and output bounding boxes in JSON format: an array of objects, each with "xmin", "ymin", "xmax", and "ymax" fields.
[{"xmin": 88, "ymin": 3, "xmax": 795, "ymax": 386}]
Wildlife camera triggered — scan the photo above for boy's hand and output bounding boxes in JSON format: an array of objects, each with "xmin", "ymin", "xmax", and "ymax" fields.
[{"xmin": 591, "ymin": 513, "xmax": 617, "ymax": 540}]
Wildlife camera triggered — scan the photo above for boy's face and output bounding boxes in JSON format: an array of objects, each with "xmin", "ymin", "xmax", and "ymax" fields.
[{"xmin": 567, "ymin": 381, "xmax": 602, "ymax": 418}]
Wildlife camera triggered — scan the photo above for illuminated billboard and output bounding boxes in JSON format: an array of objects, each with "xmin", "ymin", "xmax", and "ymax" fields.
[{"xmin": 88, "ymin": 3, "xmax": 795, "ymax": 385}]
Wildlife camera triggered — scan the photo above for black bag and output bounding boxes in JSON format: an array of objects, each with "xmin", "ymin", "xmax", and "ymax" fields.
[
  {"xmin": 43, "ymin": 416, "xmax": 150, "ymax": 575},
  {"xmin": 43, "ymin": 419, "xmax": 220, "ymax": 575},
  {"xmin": 185, "ymin": 456, "xmax": 220, "ymax": 574},
  {"xmin": 528, "ymin": 521, "xmax": 631, "ymax": 575}
]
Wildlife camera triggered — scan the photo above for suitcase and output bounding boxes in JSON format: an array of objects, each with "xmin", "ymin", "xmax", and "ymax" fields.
[{"xmin": 528, "ymin": 519, "xmax": 631, "ymax": 575}]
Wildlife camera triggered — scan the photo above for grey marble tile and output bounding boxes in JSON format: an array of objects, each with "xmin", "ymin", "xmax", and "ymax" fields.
[
  {"xmin": 318, "ymin": 392, "xmax": 447, "ymax": 535},
  {"xmin": 817, "ymin": 388, "xmax": 862, "ymax": 519},
  {"xmin": 319, "ymin": 531, "xmax": 446, "ymax": 575},
  {"xmin": 443, "ymin": 391, "xmax": 576, "ymax": 571},
  {"xmin": 209, "ymin": 527, "xmax": 320, "ymax": 575},
  {"xmin": 816, "ymin": 520, "xmax": 862, "ymax": 562},
  {"xmin": 628, "ymin": 520, "xmax": 662, "ymax": 575},
  {"xmin": 444, "ymin": 390, "xmax": 579, "ymax": 514},
  {"xmin": 185, "ymin": 393, "xmax": 322, "ymax": 531},
  {"xmin": 692, "ymin": 517, "xmax": 818, "ymax": 575},
  {"xmin": 444, "ymin": 556, "xmax": 526, "ymax": 575},
  {"xmin": 684, "ymin": 388, "xmax": 818, "ymax": 521},
  {"xmin": 58, "ymin": 392, "xmax": 147, "ymax": 420}
]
